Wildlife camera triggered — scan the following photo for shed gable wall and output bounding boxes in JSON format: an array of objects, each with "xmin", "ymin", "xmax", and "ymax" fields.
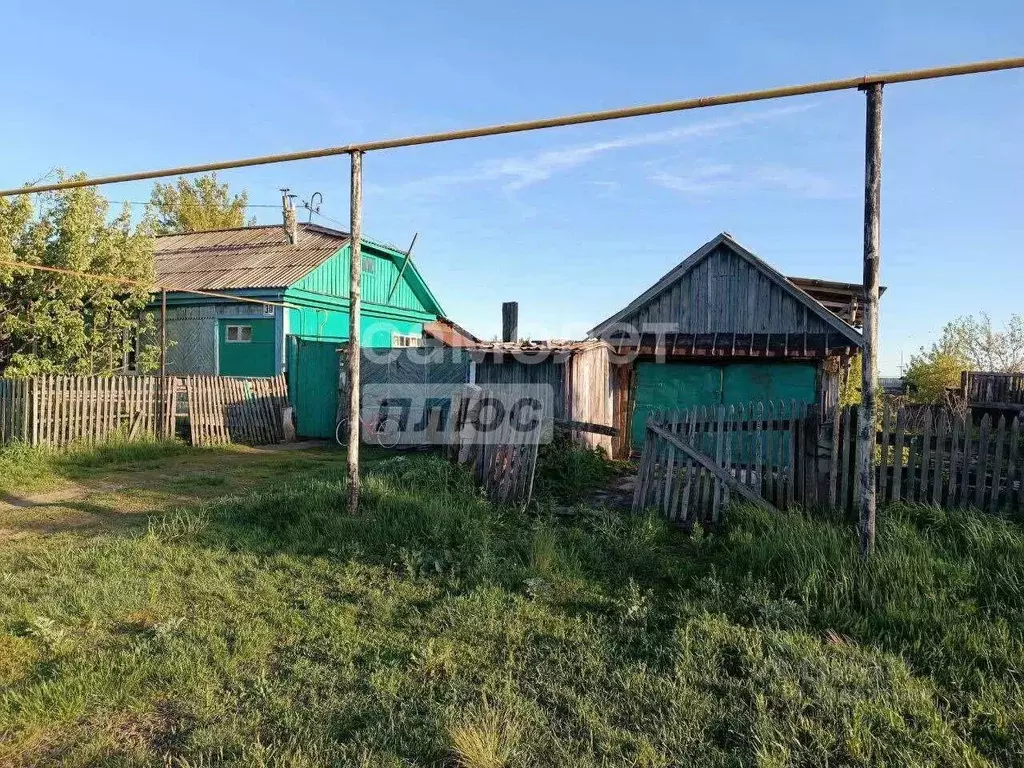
[{"xmin": 613, "ymin": 243, "xmax": 834, "ymax": 336}]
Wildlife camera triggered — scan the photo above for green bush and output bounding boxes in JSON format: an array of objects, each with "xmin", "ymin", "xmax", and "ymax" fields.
[{"xmin": 532, "ymin": 433, "xmax": 616, "ymax": 505}]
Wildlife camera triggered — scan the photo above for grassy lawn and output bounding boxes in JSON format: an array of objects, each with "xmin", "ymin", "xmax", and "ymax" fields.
[{"xmin": 1, "ymin": 442, "xmax": 1024, "ymax": 766}]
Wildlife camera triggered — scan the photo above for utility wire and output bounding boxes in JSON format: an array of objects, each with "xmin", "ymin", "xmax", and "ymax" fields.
[{"xmin": 107, "ymin": 200, "xmax": 282, "ymax": 208}]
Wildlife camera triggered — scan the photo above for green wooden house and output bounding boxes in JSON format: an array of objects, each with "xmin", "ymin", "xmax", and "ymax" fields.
[{"xmin": 150, "ymin": 222, "xmax": 445, "ymax": 437}]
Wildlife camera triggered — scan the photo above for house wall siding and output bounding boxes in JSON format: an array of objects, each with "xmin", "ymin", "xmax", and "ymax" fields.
[
  {"xmin": 288, "ymin": 244, "xmax": 430, "ymax": 314},
  {"xmin": 147, "ymin": 304, "xmax": 275, "ymax": 375}
]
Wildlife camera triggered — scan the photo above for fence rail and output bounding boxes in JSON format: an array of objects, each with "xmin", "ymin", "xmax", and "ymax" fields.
[{"xmin": 0, "ymin": 374, "xmax": 289, "ymax": 448}]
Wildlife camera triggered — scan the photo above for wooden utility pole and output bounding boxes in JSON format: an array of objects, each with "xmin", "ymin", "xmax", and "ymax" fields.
[
  {"xmin": 160, "ymin": 288, "xmax": 167, "ymax": 438},
  {"xmin": 347, "ymin": 150, "xmax": 363, "ymax": 515},
  {"xmin": 858, "ymin": 82, "xmax": 883, "ymax": 557}
]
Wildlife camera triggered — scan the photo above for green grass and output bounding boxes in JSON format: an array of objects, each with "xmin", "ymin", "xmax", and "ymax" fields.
[
  {"xmin": 1, "ymin": 447, "xmax": 1024, "ymax": 765},
  {"xmin": 0, "ymin": 438, "xmax": 192, "ymax": 496}
]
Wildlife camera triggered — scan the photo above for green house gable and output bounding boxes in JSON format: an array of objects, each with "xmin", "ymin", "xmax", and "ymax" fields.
[{"xmin": 284, "ymin": 240, "xmax": 444, "ymax": 344}]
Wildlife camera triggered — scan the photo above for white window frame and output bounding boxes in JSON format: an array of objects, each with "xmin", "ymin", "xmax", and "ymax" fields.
[
  {"xmin": 391, "ymin": 332, "xmax": 422, "ymax": 348},
  {"xmin": 362, "ymin": 256, "xmax": 375, "ymax": 273},
  {"xmin": 226, "ymin": 324, "xmax": 253, "ymax": 343}
]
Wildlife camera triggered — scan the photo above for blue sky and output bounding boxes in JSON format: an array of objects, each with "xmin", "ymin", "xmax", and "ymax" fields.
[{"xmin": 2, "ymin": 0, "xmax": 1022, "ymax": 374}]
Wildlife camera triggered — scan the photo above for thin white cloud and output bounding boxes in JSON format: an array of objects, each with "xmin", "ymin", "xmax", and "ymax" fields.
[
  {"xmin": 369, "ymin": 103, "xmax": 814, "ymax": 198},
  {"xmin": 651, "ymin": 160, "xmax": 844, "ymax": 200}
]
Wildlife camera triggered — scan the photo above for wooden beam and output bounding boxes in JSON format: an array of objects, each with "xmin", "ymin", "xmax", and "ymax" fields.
[
  {"xmin": 386, "ymin": 232, "xmax": 418, "ymax": 304},
  {"xmin": 858, "ymin": 82, "xmax": 883, "ymax": 557},
  {"xmin": 647, "ymin": 422, "xmax": 774, "ymax": 511},
  {"xmin": 554, "ymin": 418, "xmax": 619, "ymax": 436},
  {"xmin": 347, "ymin": 150, "xmax": 363, "ymax": 515}
]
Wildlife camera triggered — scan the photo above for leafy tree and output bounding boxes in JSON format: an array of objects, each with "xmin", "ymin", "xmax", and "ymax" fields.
[
  {"xmin": 149, "ymin": 173, "xmax": 252, "ymax": 234},
  {"xmin": 904, "ymin": 350, "xmax": 969, "ymax": 404},
  {"xmin": 933, "ymin": 312, "xmax": 1024, "ymax": 373},
  {"xmin": 839, "ymin": 354, "xmax": 862, "ymax": 406},
  {"xmin": 0, "ymin": 174, "xmax": 158, "ymax": 375}
]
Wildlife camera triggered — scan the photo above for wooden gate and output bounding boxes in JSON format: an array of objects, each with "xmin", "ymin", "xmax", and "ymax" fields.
[{"xmin": 633, "ymin": 401, "xmax": 813, "ymax": 526}]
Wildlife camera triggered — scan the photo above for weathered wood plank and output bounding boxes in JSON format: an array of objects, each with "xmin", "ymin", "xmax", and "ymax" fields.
[
  {"xmin": 959, "ymin": 410, "xmax": 974, "ymax": 508},
  {"xmin": 722, "ymin": 405, "xmax": 735, "ymax": 510},
  {"xmin": 679, "ymin": 408, "xmax": 699, "ymax": 524},
  {"xmin": 905, "ymin": 410, "xmax": 919, "ymax": 503},
  {"xmin": 1007, "ymin": 416, "xmax": 1022, "ymax": 513},
  {"xmin": 667, "ymin": 409, "xmax": 688, "ymax": 522},
  {"xmin": 931, "ymin": 410, "xmax": 948, "ymax": 506},
  {"xmin": 660, "ymin": 410, "xmax": 679, "ymax": 516},
  {"xmin": 712, "ymin": 405, "xmax": 726, "ymax": 523},
  {"xmin": 840, "ymin": 404, "xmax": 853, "ymax": 512},
  {"xmin": 975, "ymin": 415, "xmax": 991, "ymax": 509},
  {"xmin": 990, "ymin": 414, "xmax": 1007, "ymax": 515},
  {"xmin": 788, "ymin": 400, "xmax": 798, "ymax": 509},
  {"xmin": 878, "ymin": 401, "xmax": 892, "ymax": 506},
  {"xmin": 947, "ymin": 415, "xmax": 962, "ymax": 508},
  {"xmin": 919, "ymin": 409, "xmax": 933, "ymax": 504}
]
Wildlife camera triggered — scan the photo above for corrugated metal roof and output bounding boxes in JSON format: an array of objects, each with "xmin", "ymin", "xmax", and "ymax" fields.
[{"xmin": 154, "ymin": 223, "xmax": 349, "ymax": 292}]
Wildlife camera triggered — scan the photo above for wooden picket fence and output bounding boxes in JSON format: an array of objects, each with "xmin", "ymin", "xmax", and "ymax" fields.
[
  {"xmin": 0, "ymin": 374, "xmax": 290, "ymax": 449},
  {"xmin": 183, "ymin": 375, "xmax": 289, "ymax": 446},
  {"xmin": 833, "ymin": 404, "xmax": 1024, "ymax": 516},
  {"xmin": 962, "ymin": 371, "xmax": 1024, "ymax": 408},
  {"xmin": 0, "ymin": 375, "xmax": 170, "ymax": 447},
  {"xmin": 446, "ymin": 384, "xmax": 542, "ymax": 505},
  {"xmin": 0, "ymin": 379, "xmax": 32, "ymax": 445},
  {"xmin": 633, "ymin": 401, "xmax": 814, "ymax": 526},
  {"xmin": 636, "ymin": 399, "xmax": 1024, "ymax": 525}
]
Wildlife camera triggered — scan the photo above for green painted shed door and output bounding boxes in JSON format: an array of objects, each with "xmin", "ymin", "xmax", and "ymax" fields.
[
  {"xmin": 721, "ymin": 363, "xmax": 816, "ymax": 407},
  {"xmin": 630, "ymin": 361, "xmax": 817, "ymax": 452},
  {"xmin": 218, "ymin": 318, "xmax": 276, "ymax": 377},
  {"xmin": 288, "ymin": 337, "xmax": 339, "ymax": 439},
  {"xmin": 631, "ymin": 362, "xmax": 722, "ymax": 449}
]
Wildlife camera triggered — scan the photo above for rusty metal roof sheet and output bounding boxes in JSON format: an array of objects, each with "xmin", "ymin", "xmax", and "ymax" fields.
[{"xmin": 154, "ymin": 223, "xmax": 349, "ymax": 292}]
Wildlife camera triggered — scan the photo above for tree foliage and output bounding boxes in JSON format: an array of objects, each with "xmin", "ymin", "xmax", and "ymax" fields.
[
  {"xmin": 933, "ymin": 313, "xmax": 1024, "ymax": 373},
  {"xmin": 0, "ymin": 175, "xmax": 158, "ymax": 375},
  {"xmin": 149, "ymin": 173, "xmax": 251, "ymax": 235},
  {"xmin": 904, "ymin": 350, "xmax": 968, "ymax": 404},
  {"xmin": 839, "ymin": 354, "xmax": 862, "ymax": 406},
  {"xmin": 901, "ymin": 312, "xmax": 1024, "ymax": 404}
]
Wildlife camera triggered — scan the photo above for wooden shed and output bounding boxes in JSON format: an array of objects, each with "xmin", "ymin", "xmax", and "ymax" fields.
[{"xmin": 588, "ymin": 233, "xmax": 866, "ymax": 457}]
